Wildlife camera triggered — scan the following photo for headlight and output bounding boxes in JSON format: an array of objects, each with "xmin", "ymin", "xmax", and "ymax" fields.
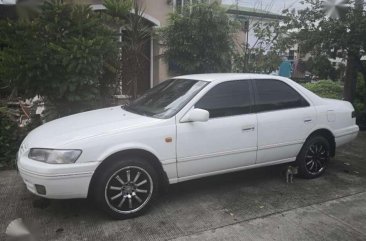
[{"xmin": 28, "ymin": 149, "xmax": 82, "ymax": 164}]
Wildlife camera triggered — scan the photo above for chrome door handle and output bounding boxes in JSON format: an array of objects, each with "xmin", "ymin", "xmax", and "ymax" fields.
[
  {"xmin": 242, "ymin": 127, "xmax": 255, "ymax": 131},
  {"xmin": 304, "ymin": 119, "xmax": 312, "ymax": 123}
]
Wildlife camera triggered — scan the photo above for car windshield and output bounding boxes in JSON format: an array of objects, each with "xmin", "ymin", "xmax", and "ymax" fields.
[{"xmin": 123, "ymin": 79, "xmax": 208, "ymax": 119}]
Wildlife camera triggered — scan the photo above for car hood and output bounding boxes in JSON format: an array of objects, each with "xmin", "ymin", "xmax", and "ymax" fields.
[{"xmin": 24, "ymin": 106, "xmax": 162, "ymax": 148}]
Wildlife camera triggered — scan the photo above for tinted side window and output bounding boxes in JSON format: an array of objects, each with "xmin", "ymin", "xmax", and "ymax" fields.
[
  {"xmin": 254, "ymin": 79, "xmax": 309, "ymax": 112},
  {"xmin": 195, "ymin": 80, "xmax": 252, "ymax": 118}
]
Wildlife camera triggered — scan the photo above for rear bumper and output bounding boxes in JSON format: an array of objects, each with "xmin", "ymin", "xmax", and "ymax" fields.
[
  {"xmin": 334, "ymin": 125, "xmax": 359, "ymax": 147},
  {"xmin": 17, "ymin": 156, "xmax": 98, "ymax": 199}
]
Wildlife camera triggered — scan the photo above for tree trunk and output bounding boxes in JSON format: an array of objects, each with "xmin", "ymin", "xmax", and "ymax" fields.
[
  {"xmin": 343, "ymin": 0, "xmax": 363, "ymax": 103},
  {"xmin": 358, "ymin": 61, "xmax": 366, "ymax": 112},
  {"xmin": 344, "ymin": 52, "xmax": 358, "ymax": 103}
]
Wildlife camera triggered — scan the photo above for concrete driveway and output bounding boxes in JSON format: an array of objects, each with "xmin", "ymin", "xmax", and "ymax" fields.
[{"xmin": 1, "ymin": 132, "xmax": 366, "ymax": 241}]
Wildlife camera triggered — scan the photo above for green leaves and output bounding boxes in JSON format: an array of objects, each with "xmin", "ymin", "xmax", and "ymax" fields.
[
  {"xmin": 303, "ymin": 80, "xmax": 343, "ymax": 99},
  {"xmin": 282, "ymin": 0, "xmax": 366, "ymax": 104},
  {"xmin": 0, "ymin": 1, "xmax": 120, "ymax": 118},
  {"xmin": 103, "ymin": 0, "xmax": 132, "ymax": 19},
  {"xmin": 305, "ymin": 56, "xmax": 337, "ymax": 80},
  {"xmin": 284, "ymin": 0, "xmax": 366, "ymax": 57},
  {"xmin": 160, "ymin": 2, "xmax": 235, "ymax": 75},
  {"xmin": 0, "ymin": 0, "xmax": 136, "ymax": 165},
  {"xmin": 0, "ymin": 108, "xmax": 24, "ymax": 168}
]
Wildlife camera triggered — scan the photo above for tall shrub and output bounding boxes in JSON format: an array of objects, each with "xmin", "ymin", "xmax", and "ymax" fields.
[
  {"xmin": 0, "ymin": 108, "xmax": 22, "ymax": 168},
  {"xmin": 160, "ymin": 2, "xmax": 235, "ymax": 74},
  {"xmin": 0, "ymin": 1, "xmax": 119, "ymax": 119},
  {"xmin": 303, "ymin": 80, "xmax": 343, "ymax": 99}
]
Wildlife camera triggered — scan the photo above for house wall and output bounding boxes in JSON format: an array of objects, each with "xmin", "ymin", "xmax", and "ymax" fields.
[
  {"xmin": 137, "ymin": 0, "xmax": 171, "ymax": 26},
  {"xmin": 232, "ymin": 26, "xmax": 247, "ymax": 55}
]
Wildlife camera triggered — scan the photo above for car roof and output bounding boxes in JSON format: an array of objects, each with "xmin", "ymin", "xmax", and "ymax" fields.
[
  {"xmin": 173, "ymin": 73, "xmax": 288, "ymax": 82},
  {"xmin": 174, "ymin": 73, "xmax": 298, "ymax": 82}
]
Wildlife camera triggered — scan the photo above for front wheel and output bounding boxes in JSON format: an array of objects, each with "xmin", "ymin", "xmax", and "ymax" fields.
[
  {"xmin": 93, "ymin": 157, "xmax": 158, "ymax": 219},
  {"xmin": 297, "ymin": 136, "xmax": 330, "ymax": 179}
]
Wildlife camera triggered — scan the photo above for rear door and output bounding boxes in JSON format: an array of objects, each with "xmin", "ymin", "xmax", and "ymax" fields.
[{"xmin": 253, "ymin": 79, "xmax": 316, "ymax": 164}]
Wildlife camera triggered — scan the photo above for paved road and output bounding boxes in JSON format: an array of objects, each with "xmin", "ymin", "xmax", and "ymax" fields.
[{"xmin": 1, "ymin": 132, "xmax": 366, "ymax": 241}]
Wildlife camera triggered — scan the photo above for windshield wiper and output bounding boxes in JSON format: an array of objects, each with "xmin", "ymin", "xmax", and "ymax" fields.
[{"xmin": 122, "ymin": 106, "xmax": 154, "ymax": 117}]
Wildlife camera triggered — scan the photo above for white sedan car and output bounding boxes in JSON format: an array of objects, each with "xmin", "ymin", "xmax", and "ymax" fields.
[{"xmin": 17, "ymin": 74, "xmax": 359, "ymax": 218}]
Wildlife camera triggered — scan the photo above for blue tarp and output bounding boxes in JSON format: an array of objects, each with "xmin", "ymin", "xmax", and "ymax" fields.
[{"xmin": 279, "ymin": 60, "xmax": 292, "ymax": 77}]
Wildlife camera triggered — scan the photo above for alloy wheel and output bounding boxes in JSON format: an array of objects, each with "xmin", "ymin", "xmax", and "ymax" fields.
[
  {"xmin": 305, "ymin": 142, "xmax": 329, "ymax": 175},
  {"xmin": 105, "ymin": 166, "xmax": 153, "ymax": 214}
]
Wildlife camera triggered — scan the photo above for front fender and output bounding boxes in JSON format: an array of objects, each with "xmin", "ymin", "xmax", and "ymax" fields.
[{"xmin": 96, "ymin": 142, "xmax": 162, "ymax": 163}]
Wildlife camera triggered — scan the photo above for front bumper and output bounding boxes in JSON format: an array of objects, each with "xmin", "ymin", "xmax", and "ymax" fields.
[{"xmin": 17, "ymin": 155, "xmax": 99, "ymax": 199}]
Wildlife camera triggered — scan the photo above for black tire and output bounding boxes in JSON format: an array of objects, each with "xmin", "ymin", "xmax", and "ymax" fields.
[
  {"xmin": 297, "ymin": 135, "xmax": 330, "ymax": 179},
  {"xmin": 93, "ymin": 156, "xmax": 159, "ymax": 219}
]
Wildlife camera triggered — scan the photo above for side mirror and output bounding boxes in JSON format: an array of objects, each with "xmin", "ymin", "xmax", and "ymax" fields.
[{"xmin": 181, "ymin": 108, "xmax": 209, "ymax": 123}]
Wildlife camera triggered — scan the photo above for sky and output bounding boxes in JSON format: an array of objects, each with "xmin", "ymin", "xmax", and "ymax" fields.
[{"xmin": 222, "ymin": 0, "xmax": 307, "ymax": 12}]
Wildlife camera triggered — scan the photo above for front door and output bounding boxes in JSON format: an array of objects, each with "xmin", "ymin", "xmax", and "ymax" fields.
[{"xmin": 176, "ymin": 80, "xmax": 257, "ymax": 179}]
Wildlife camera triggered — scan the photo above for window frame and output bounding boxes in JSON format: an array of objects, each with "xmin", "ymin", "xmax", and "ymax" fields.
[
  {"xmin": 252, "ymin": 78, "xmax": 310, "ymax": 113},
  {"xmin": 193, "ymin": 79, "xmax": 255, "ymax": 119}
]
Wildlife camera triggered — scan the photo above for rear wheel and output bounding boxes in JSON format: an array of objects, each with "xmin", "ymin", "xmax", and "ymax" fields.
[
  {"xmin": 93, "ymin": 157, "xmax": 158, "ymax": 219},
  {"xmin": 297, "ymin": 136, "xmax": 330, "ymax": 179}
]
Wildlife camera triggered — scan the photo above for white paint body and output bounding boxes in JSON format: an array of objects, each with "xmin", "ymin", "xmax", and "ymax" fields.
[{"xmin": 17, "ymin": 74, "xmax": 359, "ymax": 199}]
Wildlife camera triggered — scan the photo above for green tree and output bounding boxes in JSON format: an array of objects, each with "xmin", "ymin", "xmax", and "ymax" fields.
[
  {"xmin": 0, "ymin": 0, "xmax": 130, "ymax": 119},
  {"xmin": 283, "ymin": 0, "xmax": 366, "ymax": 107},
  {"xmin": 160, "ymin": 2, "xmax": 235, "ymax": 74},
  {"xmin": 305, "ymin": 56, "xmax": 336, "ymax": 80},
  {"xmin": 232, "ymin": 18, "xmax": 289, "ymax": 74},
  {"xmin": 233, "ymin": 48, "xmax": 282, "ymax": 74}
]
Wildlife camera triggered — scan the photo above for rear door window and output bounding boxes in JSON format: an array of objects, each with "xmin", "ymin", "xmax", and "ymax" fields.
[{"xmin": 254, "ymin": 79, "xmax": 309, "ymax": 112}]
